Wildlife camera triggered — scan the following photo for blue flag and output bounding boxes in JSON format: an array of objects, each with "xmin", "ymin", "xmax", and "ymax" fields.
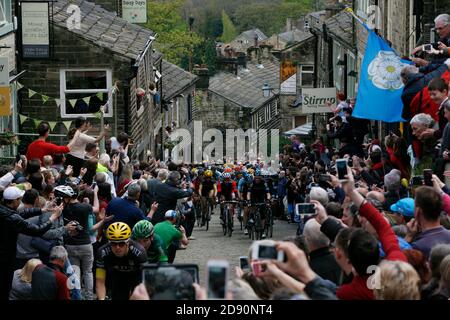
[{"xmin": 353, "ymin": 28, "xmax": 412, "ymax": 122}]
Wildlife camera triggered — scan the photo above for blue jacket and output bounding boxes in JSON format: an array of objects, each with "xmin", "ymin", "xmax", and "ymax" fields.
[
  {"xmin": 105, "ymin": 197, "xmax": 149, "ymax": 230},
  {"xmin": 277, "ymin": 177, "xmax": 287, "ymax": 198}
]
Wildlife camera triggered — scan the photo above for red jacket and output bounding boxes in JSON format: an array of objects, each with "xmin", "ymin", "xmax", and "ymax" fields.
[
  {"xmin": 26, "ymin": 139, "xmax": 70, "ymax": 163},
  {"xmin": 337, "ymin": 202, "xmax": 407, "ymax": 300}
]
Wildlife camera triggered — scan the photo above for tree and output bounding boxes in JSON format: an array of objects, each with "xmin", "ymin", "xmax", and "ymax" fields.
[
  {"xmin": 143, "ymin": 0, "xmax": 203, "ymax": 66},
  {"xmin": 220, "ymin": 10, "xmax": 237, "ymax": 42}
]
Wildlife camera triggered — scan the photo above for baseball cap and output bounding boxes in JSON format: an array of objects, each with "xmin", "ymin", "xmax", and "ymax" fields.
[
  {"xmin": 3, "ymin": 186, "xmax": 25, "ymax": 200},
  {"xmin": 165, "ymin": 210, "xmax": 178, "ymax": 219},
  {"xmin": 390, "ymin": 198, "xmax": 415, "ymax": 218}
]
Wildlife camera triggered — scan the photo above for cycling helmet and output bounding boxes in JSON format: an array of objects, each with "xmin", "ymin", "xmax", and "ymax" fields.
[
  {"xmin": 204, "ymin": 170, "xmax": 213, "ymax": 178},
  {"xmin": 224, "ymin": 167, "xmax": 232, "ymax": 173},
  {"xmin": 222, "ymin": 172, "xmax": 231, "ymax": 179},
  {"xmin": 132, "ymin": 220, "xmax": 154, "ymax": 239},
  {"xmin": 106, "ymin": 222, "xmax": 131, "ymax": 242},
  {"xmin": 54, "ymin": 185, "xmax": 76, "ymax": 198}
]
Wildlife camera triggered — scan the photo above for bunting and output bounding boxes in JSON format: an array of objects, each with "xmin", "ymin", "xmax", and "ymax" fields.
[
  {"xmin": 28, "ymin": 90, "xmax": 36, "ymax": 98},
  {"xmin": 19, "ymin": 114, "xmax": 28, "ymax": 124},
  {"xmin": 62, "ymin": 121, "xmax": 72, "ymax": 131},
  {"xmin": 41, "ymin": 95, "xmax": 49, "ymax": 104},
  {"xmin": 69, "ymin": 99, "xmax": 77, "ymax": 108},
  {"xmin": 18, "ymin": 114, "xmax": 72, "ymax": 132},
  {"xmin": 33, "ymin": 118, "xmax": 42, "ymax": 128},
  {"xmin": 82, "ymin": 96, "xmax": 91, "ymax": 105},
  {"xmin": 48, "ymin": 121, "xmax": 58, "ymax": 131}
]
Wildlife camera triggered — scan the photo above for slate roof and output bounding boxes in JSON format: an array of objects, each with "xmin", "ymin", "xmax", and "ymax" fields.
[
  {"xmin": 52, "ymin": 0, "xmax": 155, "ymax": 60},
  {"xmin": 278, "ymin": 30, "xmax": 313, "ymax": 45},
  {"xmin": 325, "ymin": 10, "xmax": 353, "ymax": 47},
  {"xmin": 161, "ymin": 60, "xmax": 198, "ymax": 100},
  {"xmin": 238, "ymin": 29, "xmax": 268, "ymax": 42},
  {"xmin": 209, "ymin": 60, "xmax": 280, "ymax": 109}
]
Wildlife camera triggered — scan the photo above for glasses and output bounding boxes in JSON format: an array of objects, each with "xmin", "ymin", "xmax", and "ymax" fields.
[{"xmin": 110, "ymin": 241, "xmax": 128, "ymax": 247}]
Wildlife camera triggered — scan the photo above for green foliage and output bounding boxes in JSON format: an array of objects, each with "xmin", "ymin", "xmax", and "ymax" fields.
[
  {"xmin": 220, "ymin": 10, "xmax": 237, "ymax": 42},
  {"xmin": 144, "ymin": 0, "xmax": 203, "ymax": 66}
]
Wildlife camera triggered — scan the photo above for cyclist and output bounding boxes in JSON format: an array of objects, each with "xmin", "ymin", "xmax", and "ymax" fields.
[
  {"xmin": 247, "ymin": 175, "xmax": 271, "ymax": 238},
  {"xmin": 218, "ymin": 172, "xmax": 238, "ymax": 226},
  {"xmin": 131, "ymin": 220, "xmax": 168, "ymax": 264},
  {"xmin": 238, "ymin": 171, "xmax": 253, "ymax": 235},
  {"xmin": 95, "ymin": 222, "xmax": 147, "ymax": 300},
  {"xmin": 198, "ymin": 169, "xmax": 217, "ymax": 226}
]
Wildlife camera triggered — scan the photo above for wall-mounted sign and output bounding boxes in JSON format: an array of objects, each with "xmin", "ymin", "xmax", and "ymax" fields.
[
  {"xmin": 0, "ymin": 87, "xmax": 11, "ymax": 116},
  {"xmin": 0, "ymin": 34, "xmax": 16, "ymax": 72},
  {"xmin": 122, "ymin": 0, "xmax": 147, "ymax": 24},
  {"xmin": 21, "ymin": 2, "xmax": 50, "ymax": 58},
  {"xmin": 301, "ymin": 87, "xmax": 336, "ymax": 114},
  {"xmin": 0, "ymin": 57, "xmax": 9, "ymax": 87}
]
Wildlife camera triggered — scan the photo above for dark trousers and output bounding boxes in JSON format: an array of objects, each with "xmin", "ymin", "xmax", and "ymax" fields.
[
  {"xmin": 182, "ymin": 213, "xmax": 195, "ymax": 238},
  {"xmin": 65, "ymin": 154, "xmax": 85, "ymax": 177},
  {"xmin": 0, "ymin": 262, "xmax": 14, "ymax": 300},
  {"xmin": 168, "ymin": 242, "xmax": 178, "ymax": 264}
]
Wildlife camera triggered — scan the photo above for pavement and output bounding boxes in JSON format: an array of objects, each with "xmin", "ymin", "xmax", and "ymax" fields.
[{"xmin": 176, "ymin": 206, "xmax": 298, "ymax": 286}]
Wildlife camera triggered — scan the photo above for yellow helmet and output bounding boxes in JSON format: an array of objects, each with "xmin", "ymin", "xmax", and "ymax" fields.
[
  {"xmin": 204, "ymin": 170, "xmax": 213, "ymax": 178},
  {"xmin": 106, "ymin": 222, "xmax": 131, "ymax": 242}
]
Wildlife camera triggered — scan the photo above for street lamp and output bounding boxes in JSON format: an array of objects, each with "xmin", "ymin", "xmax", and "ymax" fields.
[{"xmin": 262, "ymin": 82, "xmax": 275, "ymax": 98}]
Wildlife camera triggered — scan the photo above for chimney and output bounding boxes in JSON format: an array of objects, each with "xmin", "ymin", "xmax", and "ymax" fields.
[
  {"xmin": 286, "ymin": 18, "xmax": 292, "ymax": 32},
  {"xmin": 254, "ymin": 33, "xmax": 259, "ymax": 48},
  {"xmin": 193, "ymin": 67, "xmax": 210, "ymax": 90}
]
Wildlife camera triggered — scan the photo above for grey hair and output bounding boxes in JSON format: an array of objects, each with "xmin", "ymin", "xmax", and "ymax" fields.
[
  {"xmin": 400, "ymin": 65, "xmax": 419, "ymax": 80},
  {"xmin": 98, "ymin": 153, "xmax": 110, "ymax": 167},
  {"xmin": 127, "ymin": 182, "xmax": 141, "ymax": 199},
  {"xmin": 168, "ymin": 171, "xmax": 181, "ymax": 184},
  {"xmin": 49, "ymin": 246, "xmax": 68, "ymax": 261},
  {"xmin": 410, "ymin": 113, "xmax": 434, "ymax": 128},
  {"xmin": 138, "ymin": 178, "xmax": 148, "ymax": 191},
  {"xmin": 95, "ymin": 172, "xmax": 107, "ymax": 184},
  {"xmin": 430, "ymin": 244, "xmax": 450, "ymax": 278},
  {"xmin": 309, "ymin": 187, "xmax": 329, "ymax": 206},
  {"xmin": 303, "ymin": 218, "xmax": 330, "ymax": 250},
  {"xmin": 435, "ymin": 14, "xmax": 450, "ymax": 25},
  {"xmin": 157, "ymin": 168, "xmax": 169, "ymax": 180},
  {"xmin": 228, "ymin": 279, "xmax": 260, "ymax": 300}
]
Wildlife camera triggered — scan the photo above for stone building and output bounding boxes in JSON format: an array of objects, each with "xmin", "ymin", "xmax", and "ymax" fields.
[{"xmin": 17, "ymin": 0, "xmax": 158, "ymax": 160}]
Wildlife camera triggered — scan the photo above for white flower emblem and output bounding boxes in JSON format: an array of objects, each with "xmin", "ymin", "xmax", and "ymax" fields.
[{"xmin": 368, "ymin": 51, "xmax": 406, "ymax": 91}]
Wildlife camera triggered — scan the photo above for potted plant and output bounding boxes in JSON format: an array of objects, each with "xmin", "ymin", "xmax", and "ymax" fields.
[{"xmin": 0, "ymin": 131, "xmax": 19, "ymax": 146}]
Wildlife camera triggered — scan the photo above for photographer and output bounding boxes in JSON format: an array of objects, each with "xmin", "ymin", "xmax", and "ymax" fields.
[
  {"xmin": 154, "ymin": 210, "xmax": 189, "ymax": 263},
  {"xmin": 152, "ymin": 171, "xmax": 193, "ymax": 224},
  {"xmin": 55, "ymin": 185, "xmax": 94, "ymax": 300}
]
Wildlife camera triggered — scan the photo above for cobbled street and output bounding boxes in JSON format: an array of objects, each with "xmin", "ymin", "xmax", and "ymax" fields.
[{"xmin": 176, "ymin": 206, "xmax": 298, "ymax": 285}]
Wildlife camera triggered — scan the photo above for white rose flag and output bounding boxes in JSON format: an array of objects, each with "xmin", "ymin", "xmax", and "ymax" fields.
[{"xmin": 353, "ymin": 27, "xmax": 412, "ymax": 122}]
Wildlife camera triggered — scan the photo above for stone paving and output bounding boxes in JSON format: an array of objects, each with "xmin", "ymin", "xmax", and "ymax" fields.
[{"xmin": 176, "ymin": 206, "xmax": 298, "ymax": 285}]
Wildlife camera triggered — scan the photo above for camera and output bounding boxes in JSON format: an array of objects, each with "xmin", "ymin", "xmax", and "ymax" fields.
[
  {"xmin": 423, "ymin": 169, "xmax": 433, "ymax": 187},
  {"xmin": 295, "ymin": 203, "xmax": 317, "ymax": 216},
  {"xmin": 206, "ymin": 260, "xmax": 229, "ymax": 299},
  {"xmin": 55, "ymin": 197, "xmax": 63, "ymax": 206},
  {"xmin": 336, "ymin": 159, "xmax": 348, "ymax": 181},
  {"xmin": 422, "ymin": 44, "xmax": 433, "ymax": 52},
  {"xmin": 251, "ymin": 240, "xmax": 285, "ymax": 261}
]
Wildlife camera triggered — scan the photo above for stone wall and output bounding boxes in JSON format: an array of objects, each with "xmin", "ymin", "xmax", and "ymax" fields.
[{"xmin": 19, "ymin": 24, "xmax": 155, "ymax": 159}]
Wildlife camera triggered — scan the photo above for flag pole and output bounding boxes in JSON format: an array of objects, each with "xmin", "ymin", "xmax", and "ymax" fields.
[{"xmin": 343, "ymin": 7, "xmax": 366, "ymax": 27}]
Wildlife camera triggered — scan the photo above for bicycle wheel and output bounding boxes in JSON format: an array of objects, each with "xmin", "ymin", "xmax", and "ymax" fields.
[
  {"xmin": 228, "ymin": 209, "xmax": 233, "ymax": 237},
  {"xmin": 222, "ymin": 207, "xmax": 227, "ymax": 236},
  {"xmin": 205, "ymin": 205, "xmax": 210, "ymax": 231},
  {"xmin": 269, "ymin": 213, "xmax": 274, "ymax": 238}
]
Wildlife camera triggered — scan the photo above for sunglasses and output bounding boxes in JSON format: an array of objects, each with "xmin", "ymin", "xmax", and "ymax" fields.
[{"xmin": 110, "ymin": 241, "xmax": 128, "ymax": 247}]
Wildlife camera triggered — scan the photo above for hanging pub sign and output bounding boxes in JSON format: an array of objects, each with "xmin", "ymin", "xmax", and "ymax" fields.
[
  {"xmin": 21, "ymin": 1, "xmax": 50, "ymax": 58},
  {"xmin": 122, "ymin": 0, "xmax": 147, "ymax": 24}
]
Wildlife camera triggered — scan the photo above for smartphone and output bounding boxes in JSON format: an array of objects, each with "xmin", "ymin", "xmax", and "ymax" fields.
[
  {"xmin": 423, "ymin": 169, "xmax": 433, "ymax": 187},
  {"xmin": 239, "ymin": 256, "xmax": 249, "ymax": 271},
  {"xmin": 336, "ymin": 159, "xmax": 348, "ymax": 181},
  {"xmin": 251, "ymin": 241, "xmax": 285, "ymax": 261},
  {"xmin": 295, "ymin": 203, "xmax": 317, "ymax": 216},
  {"xmin": 423, "ymin": 44, "xmax": 432, "ymax": 52},
  {"xmin": 142, "ymin": 264, "xmax": 198, "ymax": 300},
  {"xmin": 206, "ymin": 260, "xmax": 229, "ymax": 299},
  {"xmin": 411, "ymin": 176, "xmax": 424, "ymax": 187}
]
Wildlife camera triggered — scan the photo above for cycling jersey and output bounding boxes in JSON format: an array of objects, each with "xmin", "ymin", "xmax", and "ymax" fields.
[
  {"xmin": 200, "ymin": 178, "xmax": 216, "ymax": 197},
  {"xmin": 249, "ymin": 182, "xmax": 269, "ymax": 204},
  {"xmin": 147, "ymin": 234, "xmax": 169, "ymax": 263},
  {"xmin": 220, "ymin": 180, "xmax": 237, "ymax": 201},
  {"xmin": 96, "ymin": 240, "xmax": 147, "ymax": 300}
]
